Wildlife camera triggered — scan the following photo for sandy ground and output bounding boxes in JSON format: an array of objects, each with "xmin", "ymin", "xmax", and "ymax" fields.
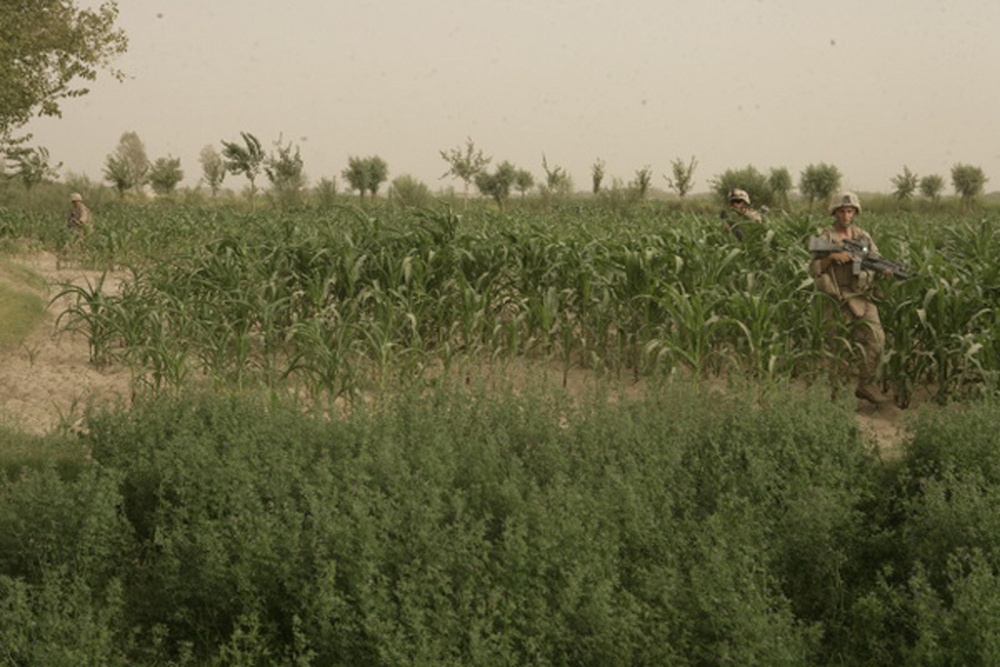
[
  {"xmin": 0, "ymin": 252, "xmax": 132, "ymax": 434},
  {"xmin": 0, "ymin": 251, "xmax": 914, "ymax": 453}
]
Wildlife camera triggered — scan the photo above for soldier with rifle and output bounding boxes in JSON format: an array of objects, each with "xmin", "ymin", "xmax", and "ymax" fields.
[{"xmin": 808, "ymin": 191, "xmax": 907, "ymax": 404}]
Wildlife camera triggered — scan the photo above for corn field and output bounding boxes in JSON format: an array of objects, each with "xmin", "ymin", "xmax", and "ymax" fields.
[{"xmin": 18, "ymin": 201, "xmax": 997, "ymax": 405}]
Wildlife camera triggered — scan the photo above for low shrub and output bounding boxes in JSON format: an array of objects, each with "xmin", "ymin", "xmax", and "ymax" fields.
[{"xmin": 2, "ymin": 385, "xmax": 1000, "ymax": 664}]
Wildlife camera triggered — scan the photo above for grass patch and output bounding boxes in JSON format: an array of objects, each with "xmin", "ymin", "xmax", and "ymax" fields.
[{"xmin": 0, "ymin": 260, "xmax": 46, "ymax": 351}]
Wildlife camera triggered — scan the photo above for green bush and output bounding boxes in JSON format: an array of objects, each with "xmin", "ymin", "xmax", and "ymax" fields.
[
  {"xmin": 77, "ymin": 381, "xmax": 872, "ymax": 664},
  {"xmin": 4, "ymin": 383, "xmax": 1000, "ymax": 664},
  {"xmin": 0, "ymin": 464, "xmax": 133, "ymax": 665}
]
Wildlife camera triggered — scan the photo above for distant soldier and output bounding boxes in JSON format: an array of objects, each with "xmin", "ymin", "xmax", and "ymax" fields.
[
  {"xmin": 808, "ymin": 191, "xmax": 891, "ymax": 404},
  {"xmin": 67, "ymin": 192, "xmax": 93, "ymax": 238},
  {"xmin": 720, "ymin": 188, "xmax": 763, "ymax": 240}
]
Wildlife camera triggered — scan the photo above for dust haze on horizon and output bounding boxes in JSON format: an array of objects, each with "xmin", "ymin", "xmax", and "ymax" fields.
[{"xmin": 21, "ymin": 0, "xmax": 1000, "ymax": 198}]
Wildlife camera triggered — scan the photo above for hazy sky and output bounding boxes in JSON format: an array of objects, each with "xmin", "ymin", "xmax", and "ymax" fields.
[{"xmin": 23, "ymin": 0, "xmax": 1000, "ymax": 195}]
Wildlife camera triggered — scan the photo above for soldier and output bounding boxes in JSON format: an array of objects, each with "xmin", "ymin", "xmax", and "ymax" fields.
[
  {"xmin": 720, "ymin": 188, "xmax": 763, "ymax": 240},
  {"xmin": 808, "ymin": 191, "xmax": 891, "ymax": 404},
  {"xmin": 67, "ymin": 192, "xmax": 93, "ymax": 238}
]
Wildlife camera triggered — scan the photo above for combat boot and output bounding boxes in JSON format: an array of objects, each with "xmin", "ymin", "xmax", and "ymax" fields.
[{"xmin": 855, "ymin": 382, "xmax": 890, "ymax": 404}]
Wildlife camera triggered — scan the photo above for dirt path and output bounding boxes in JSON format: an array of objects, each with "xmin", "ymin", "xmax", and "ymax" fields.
[
  {"xmin": 0, "ymin": 252, "xmax": 132, "ymax": 434},
  {"xmin": 0, "ymin": 251, "xmax": 917, "ymax": 452}
]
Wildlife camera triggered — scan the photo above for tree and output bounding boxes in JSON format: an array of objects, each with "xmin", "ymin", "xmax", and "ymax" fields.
[
  {"xmin": 514, "ymin": 169, "xmax": 534, "ymax": 198},
  {"xmin": 919, "ymin": 174, "xmax": 945, "ymax": 201},
  {"xmin": 891, "ymin": 166, "xmax": 918, "ymax": 201},
  {"xmin": 11, "ymin": 146, "xmax": 61, "ymax": 202},
  {"xmin": 665, "ymin": 156, "xmax": 698, "ymax": 198},
  {"xmin": 767, "ymin": 167, "xmax": 793, "ymax": 206},
  {"xmin": 631, "ymin": 165, "xmax": 653, "ymax": 199},
  {"xmin": 199, "ymin": 145, "xmax": 226, "ymax": 197},
  {"xmin": 342, "ymin": 156, "xmax": 389, "ymax": 200},
  {"xmin": 342, "ymin": 156, "xmax": 368, "ymax": 200},
  {"xmin": 799, "ymin": 163, "xmax": 842, "ymax": 208},
  {"xmin": 440, "ymin": 137, "xmax": 490, "ymax": 201},
  {"xmin": 541, "ymin": 155, "xmax": 572, "ymax": 195},
  {"xmin": 591, "ymin": 158, "xmax": 606, "ymax": 195},
  {"xmin": 265, "ymin": 137, "xmax": 306, "ymax": 206},
  {"xmin": 148, "ymin": 156, "xmax": 183, "ymax": 196},
  {"xmin": 0, "ymin": 1, "xmax": 128, "ymax": 151},
  {"xmin": 951, "ymin": 163, "xmax": 988, "ymax": 204},
  {"xmin": 475, "ymin": 161, "xmax": 517, "ymax": 209},
  {"xmin": 389, "ymin": 175, "xmax": 432, "ymax": 208},
  {"xmin": 106, "ymin": 131, "xmax": 149, "ymax": 194},
  {"xmin": 366, "ymin": 156, "xmax": 389, "ymax": 198},
  {"xmin": 102, "ymin": 153, "xmax": 133, "ymax": 197},
  {"xmin": 313, "ymin": 177, "xmax": 338, "ymax": 209},
  {"xmin": 221, "ymin": 132, "xmax": 265, "ymax": 209},
  {"xmin": 711, "ymin": 165, "xmax": 771, "ymax": 208}
]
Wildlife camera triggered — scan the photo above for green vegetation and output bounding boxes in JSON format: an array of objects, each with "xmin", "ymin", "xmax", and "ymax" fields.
[
  {"xmin": 799, "ymin": 162, "xmax": 842, "ymax": 209},
  {"xmin": 0, "ymin": 0, "xmax": 127, "ymax": 151},
  {"xmin": 951, "ymin": 163, "xmax": 989, "ymax": 204},
  {"xmin": 920, "ymin": 173, "xmax": 946, "ymax": 201},
  {"xmin": 891, "ymin": 165, "xmax": 919, "ymax": 201},
  {"xmin": 8, "ymin": 147, "xmax": 61, "ymax": 204},
  {"xmin": 103, "ymin": 131, "xmax": 150, "ymax": 197},
  {"xmin": 1, "ymin": 383, "xmax": 1000, "ymax": 664},
  {"xmin": 198, "ymin": 144, "xmax": 227, "ymax": 197},
  {"xmin": 342, "ymin": 155, "xmax": 390, "ymax": 201},
  {"xmin": 440, "ymin": 137, "xmax": 491, "ymax": 200},
  {"xmin": 666, "ymin": 156, "xmax": 698, "ymax": 198},
  {"xmin": 591, "ymin": 158, "xmax": 606, "ymax": 194},
  {"xmin": 0, "ymin": 200, "xmax": 994, "ymax": 406},
  {"xmin": 221, "ymin": 132, "xmax": 266, "ymax": 208},
  {"xmin": 0, "ymin": 282, "xmax": 44, "ymax": 351},
  {"xmin": 711, "ymin": 164, "xmax": 772, "ymax": 207},
  {"xmin": 148, "ymin": 156, "xmax": 184, "ymax": 197},
  {"xmin": 475, "ymin": 160, "xmax": 517, "ymax": 209},
  {"xmin": 0, "ymin": 196, "xmax": 999, "ymax": 663}
]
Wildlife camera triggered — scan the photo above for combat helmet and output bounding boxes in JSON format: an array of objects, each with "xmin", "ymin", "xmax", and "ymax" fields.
[
  {"xmin": 728, "ymin": 188, "xmax": 751, "ymax": 205},
  {"xmin": 70, "ymin": 192, "xmax": 83, "ymax": 202},
  {"xmin": 829, "ymin": 191, "xmax": 861, "ymax": 215}
]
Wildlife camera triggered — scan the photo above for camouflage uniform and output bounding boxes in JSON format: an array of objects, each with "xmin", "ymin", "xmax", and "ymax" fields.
[
  {"xmin": 67, "ymin": 193, "xmax": 92, "ymax": 237},
  {"xmin": 808, "ymin": 193, "xmax": 888, "ymax": 402}
]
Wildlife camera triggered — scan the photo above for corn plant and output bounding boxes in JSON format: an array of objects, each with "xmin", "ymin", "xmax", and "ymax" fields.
[{"xmin": 52, "ymin": 273, "xmax": 121, "ymax": 367}]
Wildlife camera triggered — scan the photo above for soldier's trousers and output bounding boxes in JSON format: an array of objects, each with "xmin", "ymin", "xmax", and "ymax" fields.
[{"xmin": 822, "ymin": 297, "xmax": 885, "ymax": 386}]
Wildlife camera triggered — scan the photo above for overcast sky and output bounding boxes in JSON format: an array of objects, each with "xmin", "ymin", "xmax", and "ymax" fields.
[{"xmin": 23, "ymin": 0, "xmax": 1000, "ymax": 195}]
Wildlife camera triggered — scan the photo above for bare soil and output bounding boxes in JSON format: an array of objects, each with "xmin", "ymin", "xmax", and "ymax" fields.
[
  {"xmin": 0, "ymin": 251, "xmax": 918, "ymax": 453},
  {"xmin": 0, "ymin": 252, "xmax": 131, "ymax": 434}
]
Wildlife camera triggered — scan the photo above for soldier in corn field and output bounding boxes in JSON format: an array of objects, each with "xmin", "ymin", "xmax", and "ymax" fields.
[
  {"xmin": 720, "ymin": 188, "xmax": 763, "ymax": 240},
  {"xmin": 67, "ymin": 192, "xmax": 93, "ymax": 238},
  {"xmin": 808, "ymin": 191, "xmax": 891, "ymax": 404}
]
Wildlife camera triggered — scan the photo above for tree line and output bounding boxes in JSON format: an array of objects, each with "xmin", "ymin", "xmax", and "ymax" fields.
[{"xmin": 4, "ymin": 129, "xmax": 993, "ymax": 214}]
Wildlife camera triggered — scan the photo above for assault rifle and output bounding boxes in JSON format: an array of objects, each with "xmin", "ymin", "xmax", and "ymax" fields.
[{"xmin": 807, "ymin": 236, "xmax": 910, "ymax": 280}]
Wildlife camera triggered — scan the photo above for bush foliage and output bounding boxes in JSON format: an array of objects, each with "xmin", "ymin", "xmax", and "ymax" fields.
[{"xmin": 1, "ymin": 384, "xmax": 1000, "ymax": 664}]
